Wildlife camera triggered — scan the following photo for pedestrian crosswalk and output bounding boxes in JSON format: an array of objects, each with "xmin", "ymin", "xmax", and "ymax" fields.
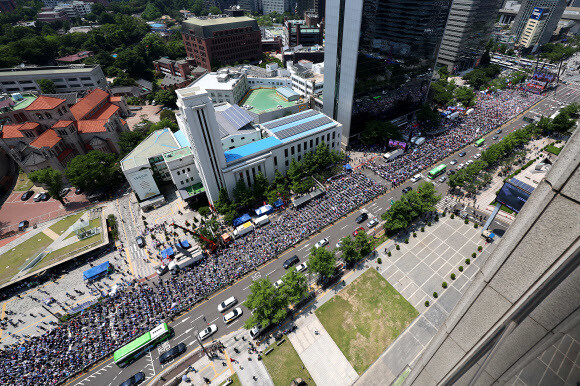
[{"xmin": 435, "ymin": 196, "xmax": 456, "ymax": 213}]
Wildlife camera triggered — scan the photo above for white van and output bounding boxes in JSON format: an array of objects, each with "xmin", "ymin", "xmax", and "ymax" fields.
[{"xmin": 217, "ymin": 296, "xmax": 237, "ymax": 313}]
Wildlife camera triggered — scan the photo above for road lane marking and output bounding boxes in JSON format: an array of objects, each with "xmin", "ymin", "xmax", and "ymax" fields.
[{"xmin": 266, "ymin": 269, "xmax": 276, "ymax": 276}]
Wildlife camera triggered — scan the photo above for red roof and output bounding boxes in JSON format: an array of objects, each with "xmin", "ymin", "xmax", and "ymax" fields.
[
  {"xmin": 70, "ymin": 88, "xmax": 110, "ymax": 121},
  {"xmin": 20, "ymin": 122, "xmax": 41, "ymax": 131},
  {"xmin": 110, "ymin": 96, "xmax": 122, "ymax": 103},
  {"xmin": 57, "ymin": 148, "xmax": 74, "ymax": 162},
  {"xmin": 0, "ymin": 124, "xmax": 24, "ymax": 138},
  {"xmin": 120, "ymin": 119, "xmax": 127, "ymax": 126},
  {"xmin": 55, "ymin": 51, "xmax": 93, "ymax": 63},
  {"xmin": 30, "ymin": 129, "xmax": 61, "ymax": 148},
  {"xmin": 52, "ymin": 120, "xmax": 74, "ymax": 129},
  {"xmin": 25, "ymin": 96, "xmax": 66, "ymax": 111},
  {"xmin": 90, "ymin": 102, "xmax": 119, "ymax": 120},
  {"xmin": 76, "ymin": 120, "xmax": 108, "ymax": 133}
]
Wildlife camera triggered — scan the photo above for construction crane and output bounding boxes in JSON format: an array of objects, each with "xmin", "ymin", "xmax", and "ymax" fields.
[{"xmin": 171, "ymin": 223, "xmax": 218, "ymax": 252}]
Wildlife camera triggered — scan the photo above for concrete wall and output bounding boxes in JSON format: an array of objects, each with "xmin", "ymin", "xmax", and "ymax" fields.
[{"xmin": 406, "ymin": 128, "xmax": 580, "ymax": 385}]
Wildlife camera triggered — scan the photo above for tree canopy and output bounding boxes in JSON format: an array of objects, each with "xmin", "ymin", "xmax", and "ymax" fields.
[
  {"xmin": 243, "ymin": 278, "xmax": 288, "ymax": 329},
  {"xmin": 29, "ymin": 168, "xmax": 66, "ymax": 205},
  {"xmin": 308, "ymin": 246, "xmax": 336, "ymax": 279},
  {"xmin": 37, "ymin": 79, "xmax": 55, "ymax": 94},
  {"xmin": 65, "ymin": 151, "xmax": 122, "ymax": 193}
]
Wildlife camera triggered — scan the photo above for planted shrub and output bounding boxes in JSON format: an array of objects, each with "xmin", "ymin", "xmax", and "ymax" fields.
[
  {"xmin": 421, "ymin": 227, "xmax": 425, "ymax": 232},
  {"xmin": 377, "ymin": 258, "xmax": 382, "ymax": 264},
  {"xmin": 433, "ymin": 292, "xmax": 438, "ymax": 298},
  {"xmin": 413, "ymin": 232, "xmax": 417, "ymax": 237},
  {"xmin": 464, "ymin": 219, "xmax": 469, "ymax": 224},
  {"xmin": 425, "ymin": 301, "xmax": 430, "ymax": 307},
  {"xmin": 442, "ymin": 282, "xmax": 448, "ymax": 289},
  {"xmin": 472, "ymin": 252, "xmax": 477, "ymax": 258},
  {"xmin": 459, "ymin": 266, "xmax": 464, "ymax": 272},
  {"xmin": 387, "ymin": 251, "xmax": 392, "ymax": 257},
  {"xmin": 478, "ymin": 246, "xmax": 483, "ymax": 252},
  {"xmin": 404, "ymin": 238, "xmax": 409, "ymax": 244},
  {"xmin": 442, "ymin": 212, "xmax": 446, "ymax": 217},
  {"xmin": 396, "ymin": 244, "xmax": 400, "ymax": 250},
  {"xmin": 465, "ymin": 258, "xmax": 471, "ymax": 265},
  {"xmin": 428, "ymin": 221, "xmax": 432, "ymax": 226},
  {"xmin": 450, "ymin": 214, "xmax": 455, "ymax": 219},
  {"xmin": 474, "ymin": 223, "xmax": 479, "ymax": 229},
  {"xmin": 451, "ymin": 273, "xmax": 456, "ymax": 280},
  {"xmin": 435, "ymin": 215, "xmax": 439, "ymax": 221}
]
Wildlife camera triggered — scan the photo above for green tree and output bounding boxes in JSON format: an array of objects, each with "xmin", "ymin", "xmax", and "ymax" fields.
[
  {"xmin": 141, "ymin": 2, "xmax": 162, "ymax": 21},
  {"xmin": 208, "ymin": 6, "xmax": 220, "ymax": 14},
  {"xmin": 479, "ymin": 48, "xmax": 491, "ymax": 67},
  {"xmin": 232, "ymin": 178, "xmax": 252, "ymax": 208},
  {"xmin": 29, "ymin": 168, "xmax": 65, "ymax": 206},
  {"xmin": 252, "ymin": 172, "xmax": 269, "ymax": 203},
  {"xmin": 37, "ymin": 79, "xmax": 56, "ymax": 94},
  {"xmin": 287, "ymin": 158, "xmax": 302, "ymax": 184},
  {"xmin": 354, "ymin": 230, "xmax": 373, "ymax": 258},
  {"xmin": 338, "ymin": 236, "xmax": 361, "ymax": 265},
  {"xmin": 118, "ymin": 129, "xmax": 148, "ymax": 157},
  {"xmin": 65, "ymin": 151, "xmax": 123, "ymax": 192},
  {"xmin": 279, "ymin": 270, "xmax": 309, "ymax": 305},
  {"xmin": 551, "ymin": 112, "xmax": 576, "ymax": 133},
  {"xmin": 159, "ymin": 109, "xmax": 176, "ymax": 122},
  {"xmin": 214, "ymin": 187, "xmax": 232, "ymax": 214},
  {"xmin": 198, "ymin": 206, "xmax": 211, "ymax": 217},
  {"xmin": 454, "ymin": 86, "xmax": 476, "ymax": 107},
  {"xmin": 244, "ymin": 278, "xmax": 288, "ymax": 329},
  {"xmin": 191, "ymin": 0, "xmax": 204, "ymax": 15},
  {"xmin": 416, "ymin": 182, "xmax": 441, "ymax": 212},
  {"xmin": 314, "ymin": 141, "xmax": 331, "ymax": 169},
  {"xmin": 308, "ymin": 246, "xmax": 336, "ymax": 279},
  {"xmin": 154, "ymin": 89, "xmax": 177, "ymax": 107},
  {"xmin": 416, "ymin": 103, "xmax": 441, "ymax": 131}
]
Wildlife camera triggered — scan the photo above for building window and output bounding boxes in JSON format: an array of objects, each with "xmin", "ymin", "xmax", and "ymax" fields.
[
  {"xmin": 45, "ymin": 112, "xmax": 52, "ymax": 119},
  {"xmin": 258, "ymin": 165, "xmax": 261, "ymax": 173},
  {"xmin": 310, "ymin": 139, "xmax": 313, "ymax": 148},
  {"xmin": 187, "ymin": 168, "xmax": 190, "ymax": 172},
  {"xmin": 231, "ymin": 138, "xmax": 234, "ymax": 142},
  {"xmin": 298, "ymin": 155, "xmax": 301, "ymax": 161},
  {"xmin": 285, "ymin": 160, "xmax": 289, "ymax": 167},
  {"xmin": 297, "ymin": 144, "xmax": 301, "ymax": 152},
  {"xmin": 291, "ymin": 146, "xmax": 295, "ymax": 155},
  {"xmin": 332, "ymin": 131, "xmax": 336, "ymax": 139},
  {"xmin": 177, "ymin": 171, "xmax": 180, "ymax": 175},
  {"xmin": 274, "ymin": 156, "xmax": 277, "ymax": 166},
  {"xmin": 327, "ymin": 133, "xmax": 330, "ymax": 142},
  {"xmin": 284, "ymin": 149, "xmax": 288, "ymax": 158},
  {"xmin": 316, "ymin": 137, "xmax": 319, "ymax": 146},
  {"xmin": 181, "ymin": 181, "xmax": 184, "ymax": 185}
]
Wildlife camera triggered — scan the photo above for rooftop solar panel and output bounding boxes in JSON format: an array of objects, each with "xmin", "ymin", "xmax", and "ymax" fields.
[
  {"xmin": 274, "ymin": 116, "xmax": 334, "ymax": 140},
  {"xmin": 262, "ymin": 110, "xmax": 319, "ymax": 130},
  {"xmin": 508, "ymin": 178, "xmax": 535, "ymax": 195}
]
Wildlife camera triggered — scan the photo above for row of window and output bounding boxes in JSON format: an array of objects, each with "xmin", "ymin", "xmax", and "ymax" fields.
[{"xmin": 175, "ymin": 167, "xmax": 191, "ymax": 176}]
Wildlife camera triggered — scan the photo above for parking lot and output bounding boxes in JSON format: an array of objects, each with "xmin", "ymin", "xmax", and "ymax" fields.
[{"xmin": 0, "ymin": 190, "xmax": 91, "ymax": 235}]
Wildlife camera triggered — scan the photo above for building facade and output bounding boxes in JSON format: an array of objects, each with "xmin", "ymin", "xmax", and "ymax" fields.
[
  {"xmin": 511, "ymin": 0, "xmax": 567, "ymax": 49},
  {"xmin": 323, "ymin": 0, "xmax": 451, "ymax": 144},
  {"xmin": 0, "ymin": 65, "xmax": 107, "ymax": 94},
  {"xmin": 283, "ymin": 18, "xmax": 324, "ymax": 47},
  {"xmin": 181, "ymin": 16, "xmax": 262, "ymax": 70},
  {"xmin": 289, "ymin": 61, "xmax": 324, "ymax": 97},
  {"xmin": 437, "ymin": 0, "xmax": 503, "ymax": 73},
  {"xmin": 262, "ymin": 0, "xmax": 292, "ymax": 14},
  {"xmin": 191, "ymin": 69, "xmax": 250, "ymax": 105},
  {"xmin": 0, "ymin": 89, "xmax": 129, "ymax": 174}
]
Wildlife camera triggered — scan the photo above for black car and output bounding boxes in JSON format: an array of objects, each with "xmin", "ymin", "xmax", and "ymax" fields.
[
  {"xmin": 136, "ymin": 236, "xmax": 145, "ymax": 248},
  {"xmin": 355, "ymin": 212, "xmax": 368, "ymax": 224},
  {"xmin": 458, "ymin": 151, "xmax": 467, "ymax": 157},
  {"xmin": 40, "ymin": 192, "xmax": 50, "ymax": 201},
  {"xmin": 21, "ymin": 191, "xmax": 34, "ymax": 201},
  {"xmin": 75, "ymin": 187, "xmax": 83, "ymax": 195},
  {"xmin": 283, "ymin": 255, "xmax": 300, "ymax": 269},
  {"xmin": 119, "ymin": 371, "xmax": 145, "ymax": 386},
  {"xmin": 18, "ymin": 220, "xmax": 29, "ymax": 231},
  {"xmin": 447, "ymin": 169, "xmax": 456, "ymax": 175},
  {"xmin": 159, "ymin": 343, "xmax": 186, "ymax": 364},
  {"xmin": 402, "ymin": 186, "xmax": 413, "ymax": 194}
]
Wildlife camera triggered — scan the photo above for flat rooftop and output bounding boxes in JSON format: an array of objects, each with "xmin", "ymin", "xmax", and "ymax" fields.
[
  {"xmin": 163, "ymin": 146, "xmax": 192, "ymax": 161},
  {"xmin": 224, "ymin": 136, "xmax": 282, "ymax": 163},
  {"xmin": 190, "ymin": 71, "xmax": 245, "ymax": 91},
  {"xmin": 240, "ymin": 87, "xmax": 299, "ymax": 114},
  {"xmin": 121, "ymin": 129, "xmax": 181, "ymax": 170},
  {"xmin": 0, "ymin": 65, "xmax": 99, "ymax": 77},
  {"xmin": 11, "ymin": 94, "xmax": 37, "ymax": 110},
  {"xmin": 264, "ymin": 109, "xmax": 337, "ymax": 143}
]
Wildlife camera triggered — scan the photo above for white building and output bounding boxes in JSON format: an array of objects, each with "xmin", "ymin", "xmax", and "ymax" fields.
[
  {"xmin": 289, "ymin": 60, "xmax": 324, "ymax": 97},
  {"xmin": 262, "ymin": 0, "xmax": 291, "ymax": 15},
  {"xmin": 214, "ymin": 103, "xmax": 262, "ymax": 151},
  {"xmin": 191, "ymin": 69, "xmax": 249, "ymax": 105},
  {"xmin": 175, "ymin": 85, "xmax": 342, "ymax": 205}
]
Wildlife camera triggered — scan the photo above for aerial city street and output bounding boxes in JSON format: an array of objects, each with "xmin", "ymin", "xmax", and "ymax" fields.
[{"xmin": 0, "ymin": 1, "xmax": 579, "ymax": 386}]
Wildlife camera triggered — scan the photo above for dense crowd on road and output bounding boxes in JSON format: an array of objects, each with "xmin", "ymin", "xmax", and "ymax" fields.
[
  {"xmin": 366, "ymin": 89, "xmax": 542, "ymax": 185},
  {"xmin": 0, "ymin": 173, "xmax": 385, "ymax": 386}
]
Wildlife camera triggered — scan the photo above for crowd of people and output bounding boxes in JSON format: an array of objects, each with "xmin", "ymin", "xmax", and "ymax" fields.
[
  {"xmin": 0, "ymin": 173, "xmax": 385, "ymax": 385},
  {"xmin": 366, "ymin": 89, "xmax": 543, "ymax": 186}
]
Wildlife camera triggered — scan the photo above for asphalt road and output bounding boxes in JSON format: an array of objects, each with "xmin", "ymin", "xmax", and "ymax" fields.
[{"xmin": 66, "ymin": 84, "xmax": 580, "ymax": 386}]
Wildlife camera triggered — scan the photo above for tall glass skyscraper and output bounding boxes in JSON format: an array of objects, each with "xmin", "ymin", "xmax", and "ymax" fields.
[{"xmin": 323, "ymin": 0, "xmax": 452, "ymax": 145}]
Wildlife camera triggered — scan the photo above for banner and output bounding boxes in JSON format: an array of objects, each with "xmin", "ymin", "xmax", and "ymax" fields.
[{"xmin": 388, "ymin": 139, "xmax": 407, "ymax": 149}]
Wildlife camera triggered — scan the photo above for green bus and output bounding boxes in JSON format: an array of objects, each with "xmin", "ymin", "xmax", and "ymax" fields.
[
  {"xmin": 113, "ymin": 323, "xmax": 172, "ymax": 367},
  {"xmin": 475, "ymin": 138, "xmax": 485, "ymax": 147},
  {"xmin": 428, "ymin": 164, "xmax": 447, "ymax": 179}
]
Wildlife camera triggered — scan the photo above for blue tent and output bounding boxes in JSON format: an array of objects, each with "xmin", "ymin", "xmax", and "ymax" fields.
[
  {"xmin": 273, "ymin": 198, "xmax": 284, "ymax": 208},
  {"xmin": 233, "ymin": 213, "xmax": 251, "ymax": 227},
  {"xmin": 344, "ymin": 164, "xmax": 353, "ymax": 171},
  {"xmin": 255, "ymin": 204, "xmax": 274, "ymax": 216},
  {"xmin": 180, "ymin": 240, "xmax": 191, "ymax": 249},
  {"xmin": 161, "ymin": 247, "xmax": 174, "ymax": 259},
  {"xmin": 83, "ymin": 261, "xmax": 111, "ymax": 281}
]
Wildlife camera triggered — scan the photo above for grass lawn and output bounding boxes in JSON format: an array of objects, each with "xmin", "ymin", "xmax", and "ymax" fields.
[
  {"xmin": 0, "ymin": 233, "xmax": 53, "ymax": 285},
  {"xmin": 219, "ymin": 373, "xmax": 241, "ymax": 386},
  {"xmin": 31, "ymin": 218, "xmax": 103, "ymax": 272},
  {"xmin": 544, "ymin": 144, "xmax": 562, "ymax": 155},
  {"xmin": 48, "ymin": 211, "xmax": 85, "ymax": 236},
  {"xmin": 262, "ymin": 339, "xmax": 313, "ymax": 386},
  {"xmin": 14, "ymin": 173, "xmax": 33, "ymax": 191},
  {"xmin": 491, "ymin": 201, "xmax": 515, "ymax": 214},
  {"xmin": 316, "ymin": 269, "xmax": 419, "ymax": 374}
]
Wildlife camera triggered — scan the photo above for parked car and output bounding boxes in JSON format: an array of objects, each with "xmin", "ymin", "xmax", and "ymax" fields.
[
  {"xmin": 314, "ymin": 238, "xmax": 329, "ymax": 248},
  {"xmin": 410, "ymin": 174, "xmax": 422, "ymax": 183},
  {"xmin": 33, "ymin": 193, "xmax": 43, "ymax": 202},
  {"xmin": 295, "ymin": 262, "xmax": 307, "ymax": 272},
  {"xmin": 447, "ymin": 169, "xmax": 456, "ymax": 175},
  {"xmin": 274, "ymin": 279, "xmax": 283, "ymax": 289},
  {"xmin": 74, "ymin": 187, "xmax": 83, "ymax": 195},
  {"xmin": 18, "ymin": 220, "xmax": 29, "ymax": 231},
  {"xmin": 60, "ymin": 188, "xmax": 71, "ymax": 197},
  {"xmin": 336, "ymin": 239, "xmax": 343, "ymax": 248},
  {"xmin": 353, "ymin": 226, "xmax": 364, "ymax": 237},
  {"xmin": 367, "ymin": 219, "xmax": 378, "ymax": 228},
  {"xmin": 457, "ymin": 164, "xmax": 465, "ymax": 170},
  {"xmin": 355, "ymin": 212, "xmax": 368, "ymax": 224},
  {"xmin": 459, "ymin": 151, "xmax": 467, "ymax": 157},
  {"xmin": 283, "ymin": 255, "xmax": 300, "ymax": 269},
  {"xmin": 159, "ymin": 343, "xmax": 186, "ymax": 364},
  {"xmin": 466, "ymin": 160, "xmax": 474, "ymax": 165},
  {"xmin": 136, "ymin": 236, "xmax": 145, "ymax": 248},
  {"xmin": 156, "ymin": 265, "xmax": 168, "ymax": 276},
  {"xmin": 473, "ymin": 153, "xmax": 481, "ymax": 159},
  {"xmin": 21, "ymin": 191, "xmax": 34, "ymax": 201},
  {"xmin": 119, "ymin": 372, "xmax": 145, "ymax": 386},
  {"xmin": 40, "ymin": 192, "xmax": 50, "ymax": 201},
  {"xmin": 450, "ymin": 159, "xmax": 458, "ymax": 165},
  {"xmin": 198, "ymin": 324, "xmax": 217, "ymax": 341},
  {"xmin": 223, "ymin": 307, "xmax": 243, "ymax": 324},
  {"xmin": 438, "ymin": 176, "xmax": 447, "ymax": 183},
  {"xmin": 496, "ymin": 129, "xmax": 502, "ymax": 134},
  {"xmin": 402, "ymin": 186, "xmax": 413, "ymax": 194},
  {"xmin": 217, "ymin": 296, "xmax": 237, "ymax": 313}
]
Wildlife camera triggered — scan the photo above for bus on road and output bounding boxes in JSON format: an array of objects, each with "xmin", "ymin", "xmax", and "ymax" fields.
[
  {"xmin": 428, "ymin": 164, "xmax": 447, "ymax": 179},
  {"xmin": 475, "ymin": 138, "xmax": 485, "ymax": 147},
  {"xmin": 114, "ymin": 323, "xmax": 172, "ymax": 367}
]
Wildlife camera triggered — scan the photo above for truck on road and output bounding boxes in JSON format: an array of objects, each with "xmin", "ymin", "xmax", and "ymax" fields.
[
  {"xmin": 233, "ymin": 221, "xmax": 254, "ymax": 238},
  {"xmin": 253, "ymin": 215, "xmax": 270, "ymax": 228},
  {"xmin": 383, "ymin": 148, "xmax": 404, "ymax": 161}
]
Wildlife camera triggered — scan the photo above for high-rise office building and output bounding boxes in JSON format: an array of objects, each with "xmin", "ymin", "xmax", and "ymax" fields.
[
  {"xmin": 437, "ymin": 0, "xmax": 503, "ymax": 73},
  {"xmin": 323, "ymin": 0, "xmax": 452, "ymax": 145},
  {"xmin": 511, "ymin": 0, "xmax": 567, "ymax": 49}
]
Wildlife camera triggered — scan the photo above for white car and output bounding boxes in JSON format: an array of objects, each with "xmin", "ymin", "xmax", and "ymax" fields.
[
  {"xmin": 274, "ymin": 279, "xmax": 283, "ymax": 289},
  {"xmin": 438, "ymin": 176, "xmax": 447, "ymax": 183},
  {"xmin": 450, "ymin": 159, "xmax": 458, "ymax": 165},
  {"xmin": 217, "ymin": 296, "xmax": 237, "ymax": 313},
  {"xmin": 466, "ymin": 160, "xmax": 474, "ymax": 165},
  {"xmin": 367, "ymin": 219, "xmax": 378, "ymax": 228},
  {"xmin": 198, "ymin": 324, "xmax": 217, "ymax": 341},
  {"xmin": 295, "ymin": 262, "xmax": 307, "ymax": 272},
  {"xmin": 315, "ymin": 238, "xmax": 329, "ymax": 248},
  {"xmin": 473, "ymin": 153, "xmax": 481, "ymax": 159},
  {"xmin": 410, "ymin": 174, "xmax": 422, "ymax": 183},
  {"xmin": 223, "ymin": 307, "xmax": 243, "ymax": 324},
  {"xmin": 457, "ymin": 163, "xmax": 465, "ymax": 170},
  {"xmin": 336, "ymin": 240, "xmax": 343, "ymax": 248}
]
